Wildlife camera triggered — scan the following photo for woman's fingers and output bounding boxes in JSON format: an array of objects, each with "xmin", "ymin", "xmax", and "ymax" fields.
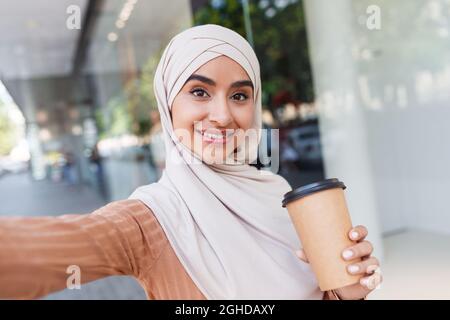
[
  {"xmin": 342, "ymin": 240, "xmax": 373, "ymax": 260},
  {"xmin": 295, "ymin": 249, "xmax": 309, "ymax": 263},
  {"xmin": 346, "ymin": 257, "xmax": 379, "ymax": 275},
  {"xmin": 348, "ymin": 225, "xmax": 368, "ymax": 242}
]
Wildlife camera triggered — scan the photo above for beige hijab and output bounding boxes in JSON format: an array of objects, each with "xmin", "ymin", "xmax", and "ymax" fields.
[{"xmin": 129, "ymin": 24, "xmax": 321, "ymax": 299}]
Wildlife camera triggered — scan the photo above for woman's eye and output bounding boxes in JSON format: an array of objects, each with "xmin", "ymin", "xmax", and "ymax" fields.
[
  {"xmin": 190, "ymin": 89, "xmax": 209, "ymax": 98},
  {"xmin": 232, "ymin": 93, "xmax": 248, "ymax": 101}
]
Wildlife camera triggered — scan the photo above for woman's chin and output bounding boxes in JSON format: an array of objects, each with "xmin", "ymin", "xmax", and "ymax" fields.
[
  {"xmin": 199, "ymin": 149, "xmax": 233, "ymax": 165},
  {"xmin": 189, "ymin": 143, "xmax": 235, "ymax": 165}
]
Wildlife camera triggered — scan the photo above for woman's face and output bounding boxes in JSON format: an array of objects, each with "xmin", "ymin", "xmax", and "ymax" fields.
[{"xmin": 171, "ymin": 55, "xmax": 255, "ymax": 164}]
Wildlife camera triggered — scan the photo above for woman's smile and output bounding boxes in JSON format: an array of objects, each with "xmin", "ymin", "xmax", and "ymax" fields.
[{"xmin": 194, "ymin": 128, "xmax": 235, "ymax": 144}]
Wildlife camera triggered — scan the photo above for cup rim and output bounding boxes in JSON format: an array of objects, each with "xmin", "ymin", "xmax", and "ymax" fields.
[{"xmin": 282, "ymin": 178, "xmax": 346, "ymax": 207}]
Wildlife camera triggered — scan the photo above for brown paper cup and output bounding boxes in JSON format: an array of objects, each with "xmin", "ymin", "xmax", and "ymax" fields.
[{"xmin": 282, "ymin": 178, "xmax": 361, "ymax": 291}]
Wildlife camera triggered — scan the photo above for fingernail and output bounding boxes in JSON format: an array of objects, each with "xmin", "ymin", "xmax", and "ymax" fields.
[
  {"xmin": 350, "ymin": 231, "xmax": 359, "ymax": 240},
  {"xmin": 360, "ymin": 277, "xmax": 369, "ymax": 287},
  {"xmin": 347, "ymin": 264, "xmax": 360, "ymax": 274},
  {"xmin": 361, "ymin": 276, "xmax": 377, "ymax": 290},
  {"xmin": 367, "ymin": 277, "xmax": 377, "ymax": 290},
  {"xmin": 342, "ymin": 249, "xmax": 354, "ymax": 260},
  {"xmin": 366, "ymin": 265, "xmax": 379, "ymax": 274}
]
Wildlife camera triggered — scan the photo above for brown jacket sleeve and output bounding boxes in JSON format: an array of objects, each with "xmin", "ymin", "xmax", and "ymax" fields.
[{"xmin": 0, "ymin": 199, "xmax": 160, "ymax": 299}]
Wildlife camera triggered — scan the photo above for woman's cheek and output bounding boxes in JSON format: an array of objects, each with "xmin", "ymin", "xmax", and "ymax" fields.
[
  {"xmin": 178, "ymin": 105, "xmax": 207, "ymax": 130},
  {"xmin": 234, "ymin": 104, "xmax": 254, "ymax": 131},
  {"xmin": 231, "ymin": 107, "xmax": 254, "ymax": 154}
]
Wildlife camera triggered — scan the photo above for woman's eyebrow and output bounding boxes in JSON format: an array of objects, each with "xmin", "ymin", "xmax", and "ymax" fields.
[
  {"xmin": 186, "ymin": 74, "xmax": 215, "ymax": 86},
  {"xmin": 185, "ymin": 74, "xmax": 254, "ymax": 90},
  {"xmin": 231, "ymin": 80, "xmax": 254, "ymax": 90}
]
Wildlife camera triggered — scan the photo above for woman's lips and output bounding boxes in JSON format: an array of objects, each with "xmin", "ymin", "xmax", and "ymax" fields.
[{"xmin": 195, "ymin": 129, "xmax": 234, "ymax": 144}]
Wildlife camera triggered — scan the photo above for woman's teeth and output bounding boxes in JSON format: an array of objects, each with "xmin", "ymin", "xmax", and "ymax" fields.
[
  {"xmin": 196, "ymin": 130, "xmax": 233, "ymax": 143},
  {"xmin": 204, "ymin": 132, "xmax": 228, "ymax": 139}
]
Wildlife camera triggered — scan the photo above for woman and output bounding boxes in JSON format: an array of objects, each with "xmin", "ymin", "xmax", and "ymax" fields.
[{"xmin": 0, "ymin": 24, "xmax": 381, "ymax": 300}]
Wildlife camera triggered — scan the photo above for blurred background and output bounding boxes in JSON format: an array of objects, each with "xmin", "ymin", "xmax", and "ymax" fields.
[{"xmin": 0, "ymin": 0, "xmax": 449, "ymax": 299}]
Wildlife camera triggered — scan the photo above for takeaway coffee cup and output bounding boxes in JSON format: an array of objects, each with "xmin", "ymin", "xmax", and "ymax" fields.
[{"xmin": 282, "ymin": 178, "xmax": 361, "ymax": 291}]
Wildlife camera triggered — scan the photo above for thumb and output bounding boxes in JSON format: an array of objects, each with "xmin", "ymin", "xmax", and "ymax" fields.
[{"xmin": 295, "ymin": 248, "xmax": 309, "ymax": 263}]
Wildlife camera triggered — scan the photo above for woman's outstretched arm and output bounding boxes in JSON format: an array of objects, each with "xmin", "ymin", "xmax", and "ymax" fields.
[{"xmin": 0, "ymin": 199, "xmax": 156, "ymax": 299}]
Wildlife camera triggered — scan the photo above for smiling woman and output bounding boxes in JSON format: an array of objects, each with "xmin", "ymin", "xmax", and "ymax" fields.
[{"xmin": 127, "ymin": 24, "xmax": 326, "ymax": 300}]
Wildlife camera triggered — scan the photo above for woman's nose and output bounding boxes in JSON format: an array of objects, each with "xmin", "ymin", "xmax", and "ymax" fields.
[{"xmin": 208, "ymin": 97, "xmax": 233, "ymax": 127}]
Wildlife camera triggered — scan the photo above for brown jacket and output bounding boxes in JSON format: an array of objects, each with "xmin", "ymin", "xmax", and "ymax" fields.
[{"xmin": 0, "ymin": 199, "xmax": 206, "ymax": 299}]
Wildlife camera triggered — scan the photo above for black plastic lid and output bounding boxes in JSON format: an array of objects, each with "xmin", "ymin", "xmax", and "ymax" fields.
[{"xmin": 282, "ymin": 178, "xmax": 346, "ymax": 207}]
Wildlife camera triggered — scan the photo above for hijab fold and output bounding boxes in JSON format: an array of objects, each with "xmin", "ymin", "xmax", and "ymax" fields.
[{"xmin": 129, "ymin": 24, "xmax": 321, "ymax": 299}]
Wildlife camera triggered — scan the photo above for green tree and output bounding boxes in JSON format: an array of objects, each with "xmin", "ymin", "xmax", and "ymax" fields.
[
  {"xmin": 193, "ymin": 0, "xmax": 314, "ymax": 109},
  {"xmin": 124, "ymin": 53, "xmax": 160, "ymax": 136},
  {"xmin": 96, "ymin": 51, "xmax": 162, "ymax": 139}
]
